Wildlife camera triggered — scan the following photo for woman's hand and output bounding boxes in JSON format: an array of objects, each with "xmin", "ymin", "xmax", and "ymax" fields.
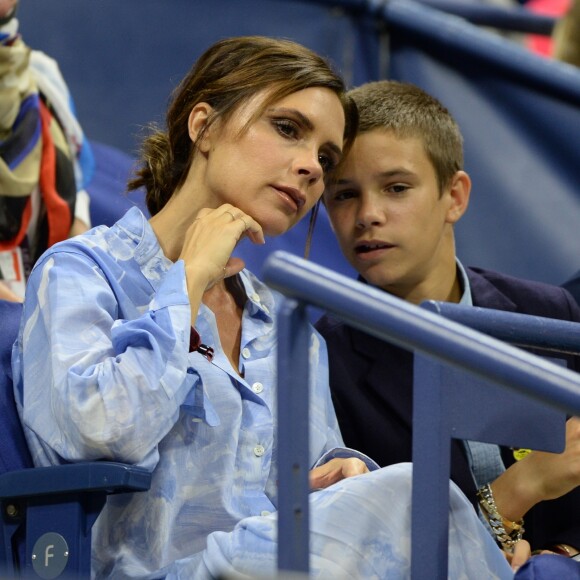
[
  {"xmin": 309, "ymin": 457, "xmax": 369, "ymax": 490},
  {"xmin": 179, "ymin": 203, "xmax": 264, "ymax": 290}
]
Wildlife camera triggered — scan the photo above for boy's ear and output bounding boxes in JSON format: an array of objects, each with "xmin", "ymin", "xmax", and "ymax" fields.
[
  {"xmin": 445, "ymin": 170, "xmax": 471, "ymax": 224},
  {"xmin": 188, "ymin": 103, "xmax": 215, "ymax": 153}
]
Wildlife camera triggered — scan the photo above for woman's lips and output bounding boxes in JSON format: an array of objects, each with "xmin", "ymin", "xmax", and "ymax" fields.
[{"xmin": 272, "ymin": 185, "xmax": 306, "ymax": 212}]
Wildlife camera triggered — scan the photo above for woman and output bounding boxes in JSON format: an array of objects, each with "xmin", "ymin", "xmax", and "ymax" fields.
[{"xmin": 13, "ymin": 36, "xmax": 514, "ymax": 578}]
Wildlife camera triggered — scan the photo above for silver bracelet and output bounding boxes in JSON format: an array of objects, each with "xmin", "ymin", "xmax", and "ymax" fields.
[{"xmin": 476, "ymin": 483, "xmax": 524, "ymax": 551}]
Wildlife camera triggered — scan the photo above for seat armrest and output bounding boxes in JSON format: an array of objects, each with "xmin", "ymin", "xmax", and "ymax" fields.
[{"xmin": 0, "ymin": 462, "xmax": 151, "ymax": 499}]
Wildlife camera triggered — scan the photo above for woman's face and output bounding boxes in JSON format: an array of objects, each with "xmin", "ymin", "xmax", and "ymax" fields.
[{"xmin": 197, "ymin": 86, "xmax": 346, "ymax": 237}]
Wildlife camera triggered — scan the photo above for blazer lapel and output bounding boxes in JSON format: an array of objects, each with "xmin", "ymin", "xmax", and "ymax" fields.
[{"xmin": 468, "ymin": 268, "xmax": 517, "ymax": 311}]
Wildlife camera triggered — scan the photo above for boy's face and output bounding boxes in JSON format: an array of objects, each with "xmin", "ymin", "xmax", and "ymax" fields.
[{"xmin": 323, "ymin": 129, "xmax": 466, "ymax": 303}]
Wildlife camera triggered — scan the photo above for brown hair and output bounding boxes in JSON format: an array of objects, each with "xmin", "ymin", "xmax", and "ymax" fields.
[
  {"xmin": 128, "ymin": 36, "xmax": 358, "ymax": 216},
  {"xmin": 347, "ymin": 80, "xmax": 463, "ymax": 193}
]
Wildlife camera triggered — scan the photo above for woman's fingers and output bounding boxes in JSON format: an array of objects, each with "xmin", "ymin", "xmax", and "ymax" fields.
[
  {"xmin": 223, "ymin": 256, "xmax": 246, "ymax": 280},
  {"xmin": 181, "ymin": 205, "xmax": 264, "ymax": 291},
  {"xmin": 219, "ymin": 206, "xmax": 265, "ymax": 245}
]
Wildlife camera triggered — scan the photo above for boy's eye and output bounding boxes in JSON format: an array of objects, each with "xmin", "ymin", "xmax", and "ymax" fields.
[
  {"xmin": 332, "ymin": 189, "xmax": 356, "ymax": 202},
  {"xmin": 388, "ymin": 184, "xmax": 409, "ymax": 195},
  {"xmin": 318, "ymin": 153, "xmax": 337, "ymax": 175}
]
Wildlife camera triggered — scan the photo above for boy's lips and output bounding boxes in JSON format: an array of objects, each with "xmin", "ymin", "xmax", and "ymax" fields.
[{"xmin": 354, "ymin": 240, "xmax": 395, "ymax": 255}]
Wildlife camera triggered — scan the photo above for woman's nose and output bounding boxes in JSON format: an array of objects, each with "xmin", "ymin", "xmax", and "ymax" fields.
[{"xmin": 295, "ymin": 150, "xmax": 323, "ymax": 186}]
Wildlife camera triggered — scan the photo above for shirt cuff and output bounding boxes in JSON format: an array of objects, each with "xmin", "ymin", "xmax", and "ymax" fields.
[{"xmin": 314, "ymin": 447, "xmax": 380, "ymax": 472}]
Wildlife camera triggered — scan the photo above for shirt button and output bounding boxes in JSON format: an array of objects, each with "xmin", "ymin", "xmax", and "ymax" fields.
[
  {"xmin": 242, "ymin": 347, "xmax": 251, "ymax": 359},
  {"xmin": 252, "ymin": 382, "xmax": 264, "ymax": 394},
  {"xmin": 251, "ymin": 292, "xmax": 260, "ymax": 302},
  {"xmin": 262, "ymin": 305, "xmax": 270, "ymax": 314},
  {"xmin": 254, "ymin": 445, "xmax": 265, "ymax": 457},
  {"xmin": 260, "ymin": 510, "xmax": 271, "ymax": 517}
]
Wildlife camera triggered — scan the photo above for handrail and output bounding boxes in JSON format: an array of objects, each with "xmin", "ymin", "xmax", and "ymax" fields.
[
  {"xmin": 265, "ymin": 251, "xmax": 580, "ymax": 576},
  {"xmin": 263, "ymin": 251, "xmax": 580, "ymax": 416},
  {"xmin": 422, "ymin": 300, "xmax": 580, "ymax": 355},
  {"xmin": 262, "ymin": 251, "xmax": 580, "ymax": 578},
  {"xmin": 279, "ymin": 0, "xmax": 556, "ymax": 34},
  {"xmin": 381, "ymin": 0, "xmax": 580, "ymax": 104},
  {"xmin": 410, "ymin": 0, "xmax": 555, "ymax": 34}
]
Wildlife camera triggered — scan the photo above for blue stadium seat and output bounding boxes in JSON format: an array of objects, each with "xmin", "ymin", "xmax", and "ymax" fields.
[
  {"xmin": 0, "ymin": 300, "xmax": 152, "ymax": 579},
  {"xmin": 87, "ymin": 140, "xmax": 148, "ymax": 228}
]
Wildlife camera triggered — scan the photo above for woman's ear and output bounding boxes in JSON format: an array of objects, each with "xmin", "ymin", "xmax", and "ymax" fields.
[
  {"xmin": 445, "ymin": 170, "xmax": 471, "ymax": 224},
  {"xmin": 188, "ymin": 103, "xmax": 214, "ymax": 153}
]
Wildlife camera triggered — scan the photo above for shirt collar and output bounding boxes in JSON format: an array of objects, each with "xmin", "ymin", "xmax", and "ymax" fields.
[
  {"xmin": 115, "ymin": 207, "xmax": 276, "ymax": 321},
  {"xmin": 238, "ymin": 269, "xmax": 275, "ymax": 323},
  {"xmin": 112, "ymin": 207, "xmax": 181, "ymax": 293},
  {"xmin": 456, "ymin": 259, "xmax": 473, "ymax": 306},
  {"xmin": 113, "ymin": 207, "xmax": 170, "ymax": 268}
]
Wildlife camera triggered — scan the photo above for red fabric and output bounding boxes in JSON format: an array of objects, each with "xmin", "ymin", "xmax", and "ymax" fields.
[
  {"xmin": 189, "ymin": 326, "xmax": 202, "ymax": 353},
  {"xmin": 38, "ymin": 100, "xmax": 71, "ymax": 247},
  {"xmin": 525, "ymin": 0, "xmax": 571, "ymax": 56}
]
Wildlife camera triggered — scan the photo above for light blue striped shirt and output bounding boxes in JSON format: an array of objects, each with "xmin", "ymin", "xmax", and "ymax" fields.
[{"xmin": 12, "ymin": 207, "xmax": 372, "ymax": 578}]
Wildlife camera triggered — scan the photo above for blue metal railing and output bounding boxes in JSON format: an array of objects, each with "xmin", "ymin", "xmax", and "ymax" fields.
[
  {"xmin": 422, "ymin": 300, "xmax": 580, "ymax": 355},
  {"xmin": 279, "ymin": 0, "xmax": 557, "ymax": 34},
  {"xmin": 264, "ymin": 251, "xmax": 580, "ymax": 576}
]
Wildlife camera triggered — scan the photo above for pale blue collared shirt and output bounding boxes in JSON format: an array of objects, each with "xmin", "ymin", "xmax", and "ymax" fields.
[
  {"xmin": 456, "ymin": 260, "xmax": 506, "ymax": 490},
  {"xmin": 12, "ymin": 207, "xmax": 375, "ymax": 578}
]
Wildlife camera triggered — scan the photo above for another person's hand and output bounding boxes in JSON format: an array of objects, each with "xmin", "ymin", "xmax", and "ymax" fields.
[
  {"xmin": 309, "ymin": 457, "xmax": 369, "ymax": 490},
  {"xmin": 491, "ymin": 416, "xmax": 580, "ymax": 522},
  {"xmin": 0, "ymin": 0, "xmax": 17, "ymax": 20},
  {"xmin": 68, "ymin": 217, "xmax": 90, "ymax": 238},
  {"xmin": 0, "ymin": 280, "xmax": 22, "ymax": 302},
  {"xmin": 520, "ymin": 416, "xmax": 580, "ymax": 502},
  {"xmin": 504, "ymin": 539, "xmax": 531, "ymax": 572}
]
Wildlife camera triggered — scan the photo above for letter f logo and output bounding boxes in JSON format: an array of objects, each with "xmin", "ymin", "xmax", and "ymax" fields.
[{"xmin": 44, "ymin": 544, "xmax": 54, "ymax": 568}]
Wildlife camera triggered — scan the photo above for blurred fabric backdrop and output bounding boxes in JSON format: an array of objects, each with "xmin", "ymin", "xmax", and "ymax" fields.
[{"xmin": 17, "ymin": 0, "xmax": 580, "ymax": 286}]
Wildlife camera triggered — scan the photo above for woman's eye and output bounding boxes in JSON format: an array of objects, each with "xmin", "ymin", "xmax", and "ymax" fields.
[{"xmin": 274, "ymin": 119, "xmax": 299, "ymax": 139}]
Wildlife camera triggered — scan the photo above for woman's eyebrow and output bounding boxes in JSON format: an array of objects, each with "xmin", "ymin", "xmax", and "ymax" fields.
[
  {"xmin": 267, "ymin": 107, "xmax": 314, "ymax": 130},
  {"xmin": 267, "ymin": 107, "xmax": 343, "ymax": 158}
]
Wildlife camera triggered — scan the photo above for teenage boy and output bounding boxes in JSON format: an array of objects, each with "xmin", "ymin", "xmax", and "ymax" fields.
[{"xmin": 316, "ymin": 80, "xmax": 580, "ymax": 558}]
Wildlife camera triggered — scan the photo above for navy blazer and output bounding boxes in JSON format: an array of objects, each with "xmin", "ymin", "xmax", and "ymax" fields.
[{"xmin": 316, "ymin": 267, "xmax": 580, "ymax": 550}]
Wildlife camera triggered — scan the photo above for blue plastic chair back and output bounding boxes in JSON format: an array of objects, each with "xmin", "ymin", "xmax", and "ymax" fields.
[
  {"xmin": 0, "ymin": 300, "xmax": 31, "ymax": 473},
  {"xmin": 0, "ymin": 298, "xmax": 152, "ymax": 578}
]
